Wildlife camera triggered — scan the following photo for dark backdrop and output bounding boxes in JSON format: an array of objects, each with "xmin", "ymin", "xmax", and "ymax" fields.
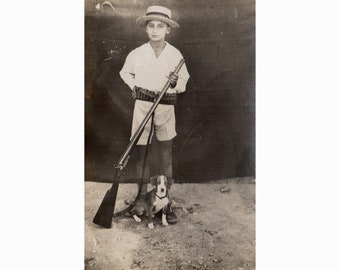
[{"xmin": 85, "ymin": 0, "xmax": 255, "ymax": 183}]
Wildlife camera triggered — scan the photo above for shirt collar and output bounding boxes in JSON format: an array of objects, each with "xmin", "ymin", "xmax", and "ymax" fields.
[{"xmin": 147, "ymin": 41, "xmax": 168, "ymax": 58}]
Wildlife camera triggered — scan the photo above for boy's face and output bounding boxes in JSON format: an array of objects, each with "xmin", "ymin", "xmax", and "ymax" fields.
[{"xmin": 146, "ymin": 20, "xmax": 170, "ymax": 42}]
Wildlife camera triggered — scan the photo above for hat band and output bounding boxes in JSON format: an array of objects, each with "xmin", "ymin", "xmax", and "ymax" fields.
[{"xmin": 145, "ymin": 12, "xmax": 170, "ymax": 20}]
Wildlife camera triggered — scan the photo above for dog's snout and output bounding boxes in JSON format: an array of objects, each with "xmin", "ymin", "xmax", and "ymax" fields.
[{"xmin": 161, "ymin": 188, "xmax": 165, "ymax": 192}]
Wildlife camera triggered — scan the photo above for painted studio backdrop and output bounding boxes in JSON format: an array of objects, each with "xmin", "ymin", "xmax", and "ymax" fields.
[{"xmin": 85, "ymin": 0, "xmax": 255, "ymax": 183}]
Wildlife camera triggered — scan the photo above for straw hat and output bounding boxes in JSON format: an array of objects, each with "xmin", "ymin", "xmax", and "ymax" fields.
[{"xmin": 136, "ymin": 5, "xmax": 179, "ymax": 28}]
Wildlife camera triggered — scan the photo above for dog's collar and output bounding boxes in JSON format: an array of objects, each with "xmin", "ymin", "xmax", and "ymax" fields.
[{"xmin": 156, "ymin": 190, "xmax": 168, "ymax": 200}]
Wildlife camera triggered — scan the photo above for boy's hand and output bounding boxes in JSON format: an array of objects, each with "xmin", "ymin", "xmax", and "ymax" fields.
[{"xmin": 168, "ymin": 72, "xmax": 178, "ymax": 88}]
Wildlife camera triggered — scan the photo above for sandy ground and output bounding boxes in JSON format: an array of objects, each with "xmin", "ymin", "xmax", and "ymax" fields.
[{"xmin": 85, "ymin": 178, "xmax": 255, "ymax": 270}]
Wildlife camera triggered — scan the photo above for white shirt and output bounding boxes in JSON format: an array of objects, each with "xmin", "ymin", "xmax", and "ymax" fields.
[{"xmin": 119, "ymin": 42, "xmax": 190, "ymax": 94}]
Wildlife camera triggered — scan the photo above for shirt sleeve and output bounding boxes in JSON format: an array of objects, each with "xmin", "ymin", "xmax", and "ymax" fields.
[
  {"xmin": 119, "ymin": 50, "xmax": 136, "ymax": 90},
  {"xmin": 173, "ymin": 61, "xmax": 190, "ymax": 93}
]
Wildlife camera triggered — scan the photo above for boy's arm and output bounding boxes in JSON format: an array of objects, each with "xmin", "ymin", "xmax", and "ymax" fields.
[
  {"xmin": 119, "ymin": 52, "xmax": 136, "ymax": 90},
  {"xmin": 171, "ymin": 62, "xmax": 190, "ymax": 93}
]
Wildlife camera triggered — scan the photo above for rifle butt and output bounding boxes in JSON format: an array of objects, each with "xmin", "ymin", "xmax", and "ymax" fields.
[{"xmin": 92, "ymin": 183, "xmax": 119, "ymax": 228}]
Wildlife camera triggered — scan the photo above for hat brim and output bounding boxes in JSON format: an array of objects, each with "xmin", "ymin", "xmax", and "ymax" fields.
[{"xmin": 136, "ymin": 15, "xmax": 179, "ymax": 28}]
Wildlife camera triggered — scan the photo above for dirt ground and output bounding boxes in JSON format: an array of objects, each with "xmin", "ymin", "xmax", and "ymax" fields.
[{"xmin": 85, "ymin": 177, "xmax": 255, "ymax": 270}]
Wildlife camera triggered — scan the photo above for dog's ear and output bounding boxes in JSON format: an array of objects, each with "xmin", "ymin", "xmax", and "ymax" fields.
[
  {"xmin": 167, "ymin": 177, "xmax": 174, "ymax": 189},
  {"xmin": 149, "ymin": 175, "xmax": 158, "ymax": 186}
]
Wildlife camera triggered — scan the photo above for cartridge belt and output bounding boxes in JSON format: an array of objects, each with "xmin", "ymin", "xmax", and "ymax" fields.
[{"xmin": 134, "ymin": 87, "xmax": 177, "ymax": 105}]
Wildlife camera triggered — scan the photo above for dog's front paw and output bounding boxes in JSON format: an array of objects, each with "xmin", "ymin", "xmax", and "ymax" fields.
[
  {"xmin": 148, "ymin": 223, "xmax": 155, "ymax": 229},
  {"xmin": 162, "ymin": 221, "xmax": 169, "ymax": 226},
  {"xmin": 162, "ymin": 214, "xmax": 168, "ymax": 226},
  {"xmin": 132, "ymin": 215, "xmax": 141, "ymax": 223}
]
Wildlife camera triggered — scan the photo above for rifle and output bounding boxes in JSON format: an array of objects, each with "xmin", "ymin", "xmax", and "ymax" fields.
[{"xmin": 92, "ymin": 58, "xmax": 185, "ymax": 228}]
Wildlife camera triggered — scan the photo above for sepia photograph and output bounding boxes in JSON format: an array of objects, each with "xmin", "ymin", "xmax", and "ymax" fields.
[
  {"xmin": 2, "ymin": 0, "xmax": 340, "ymax": 269},
  {"xmin": 85, "ymin": 0, "xmax": 255, "ymax": 269}
]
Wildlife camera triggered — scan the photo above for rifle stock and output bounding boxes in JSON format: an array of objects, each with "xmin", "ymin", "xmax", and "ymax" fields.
[
  {"xmin": 92, "ymin": 59, "xmax": 185, "ymax": 228},
  {"xmin": 92, "ymin": 172, "xmax": 120, "ymax": 228}
]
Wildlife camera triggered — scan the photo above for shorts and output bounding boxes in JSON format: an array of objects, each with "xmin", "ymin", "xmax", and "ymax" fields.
[{"xmin": 131, "ymin": 100, "xmax": 177, "ymax": 145}]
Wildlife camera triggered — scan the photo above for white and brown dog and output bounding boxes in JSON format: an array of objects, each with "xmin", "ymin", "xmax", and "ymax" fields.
[{"xmin": 130, "ymin": 175, "xmax": 169, "ymax": 229}]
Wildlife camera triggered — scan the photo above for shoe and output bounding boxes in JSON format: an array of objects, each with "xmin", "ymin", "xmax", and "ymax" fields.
[{"xmin": 166, "ymin": 201, "xmax": 178, "ymax": 224}]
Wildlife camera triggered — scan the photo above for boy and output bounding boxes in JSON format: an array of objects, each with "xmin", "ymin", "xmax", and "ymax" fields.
[{"xmin": 119, "ymin": 5, "xmax": 190, "ymax": 224}]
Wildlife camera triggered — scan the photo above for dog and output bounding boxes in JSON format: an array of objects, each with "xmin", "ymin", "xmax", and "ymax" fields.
[{"xmin": 130, "ymin": 175, "xmax": 169, "ymax": 229}]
